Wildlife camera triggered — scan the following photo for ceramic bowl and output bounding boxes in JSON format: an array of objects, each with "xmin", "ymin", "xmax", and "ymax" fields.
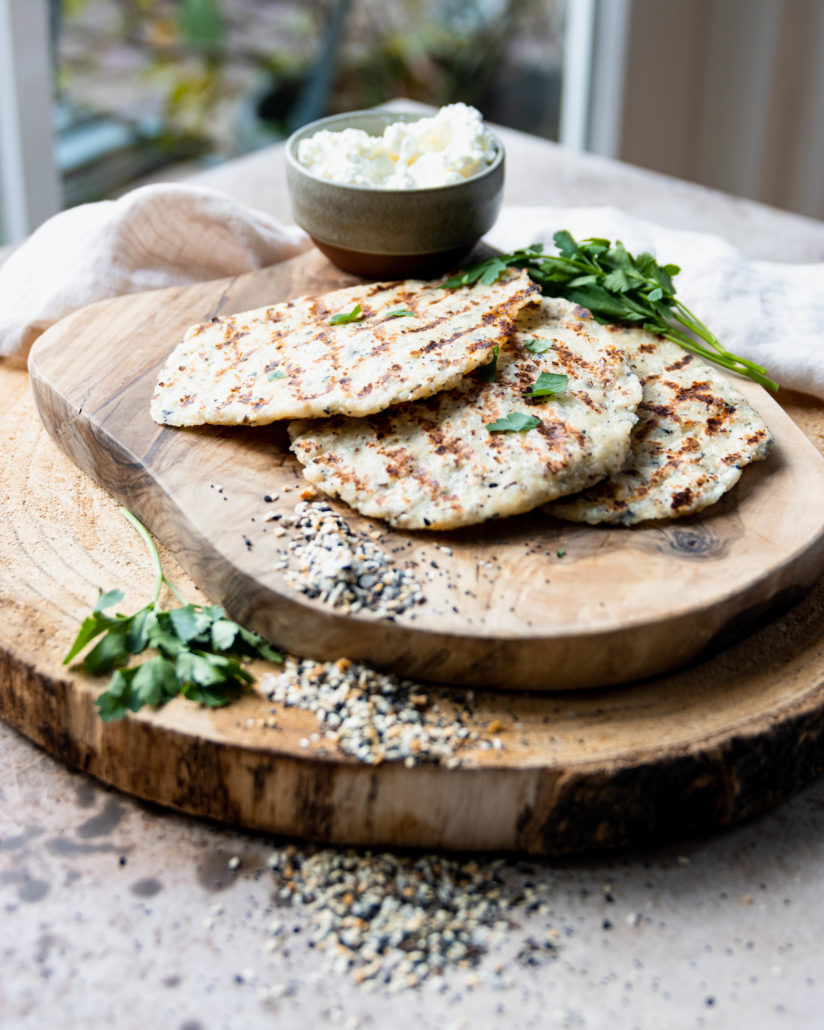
[{"xmin": 285, "ymin": 109, "xmax": 504, "ymax": 278}]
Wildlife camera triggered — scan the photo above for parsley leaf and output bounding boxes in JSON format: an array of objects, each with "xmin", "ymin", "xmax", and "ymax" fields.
[
  {"xmin": 168, "ymin": 604, "xmax": 213, "ymax": 643},
  {"xmin": 267, "ymin": 369, "xmax": 286, "ymax": 380},
  {"xmin": 443, "ymin": 234, "xmax": 777, "ymax": 391},
  {"xmin": 384, "ymin": 308, "xmax": 416, "ymax": 319},
  {"xmin": 63, "ymin": 593, "xmax": 123, "ymax": 665},
  {"xmin": 64, "ymin": 508, "xmax": 283, "ymax": 722},
  {"xmin": 476, "ymin": 346, "xmax": 499, "ymax": 383},
  {"xmin": 523, "ymin": 371, "xmax": 568, "ymax": 398},
  {"xmin": 211, "ymin": 618, "xmax": 240, "ymax": 651},
  {"xmin": 440, "ymin": 245, "xmax": 544, "ymax": 289},
  {"xmin": 132, "ymin": 656, "xmax": 179, "ymax": 709},
  {"xmin": 329, "ymin": 303, "xmax": 364, "ymax": 325},
  {"xmin": 96, "ymin": 587, "xmax": 124, "ymax": 611},
  {"xmin": 523, "ymin": 337, "xmax": 552, "ymax": 354},
  {"xmin": 95, "ymin": 668, "xmax": 137, "ymax": 721},
  {"xmin": 486, "ymin": 412, "xmax": 541, "ymax": 433}
]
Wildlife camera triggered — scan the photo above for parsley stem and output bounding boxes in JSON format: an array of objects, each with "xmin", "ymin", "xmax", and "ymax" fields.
[
  {"xmin": 119, "ymin": 507, "xmax": 188, "ymax": 607},
  {"xmin": 656, "ymin": 323, "xmax": 776, "ymax": 390},
  {"xmin": 669, "ymin": 299, "xmax": 774, "ymax": 384}
]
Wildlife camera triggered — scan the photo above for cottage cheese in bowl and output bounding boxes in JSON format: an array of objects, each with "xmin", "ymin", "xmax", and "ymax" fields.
[
  {"xmin": 285, "ymin": 104, "xmax": 504, "ymax": 276},
  {"xmin": 296, "ymin": 104, "xmax": 497, "ymax": 189}
]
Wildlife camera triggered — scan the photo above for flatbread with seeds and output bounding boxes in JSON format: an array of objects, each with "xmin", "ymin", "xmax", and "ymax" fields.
[
  {"xmin": 150, "ymin": 269, "xmax": 539, "ymax": 426},
  {"xmin": 288, "ymin": 298, "xmax": 643, "ymax": 530},
  {"xmin": 547, "ymin": 318, "xmax": 772, "ymax": 525}
]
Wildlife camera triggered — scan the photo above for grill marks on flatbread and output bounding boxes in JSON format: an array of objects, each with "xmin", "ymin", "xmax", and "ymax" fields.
[
  {"xmin": 150, "ymin": 269, "xmax": 539, "ymax": 426},
  {"xmin": 288, "ymin": 299, "xmax": 642, "ymax": 530},
  {"xmin": 152, "ymin": 269, "xmax": 772, "ymax": 530},
  {"xmin": 547, "ymin": 322, "xmax": 772, "ymax": 526}
]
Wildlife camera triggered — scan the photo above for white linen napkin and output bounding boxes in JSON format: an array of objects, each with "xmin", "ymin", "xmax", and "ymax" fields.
[
  {"xmin": 1, "ymin": 188, "xmax": 821, "ymax": 400},
  {"xmin": 0, "ymin": 183, "xmax": 310, "ymax": 362}
]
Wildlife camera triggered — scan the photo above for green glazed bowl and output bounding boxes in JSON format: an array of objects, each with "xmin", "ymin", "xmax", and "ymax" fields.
[{"xmin": 285, "ymin": 109, "xmax": 504, "ymax": 279}]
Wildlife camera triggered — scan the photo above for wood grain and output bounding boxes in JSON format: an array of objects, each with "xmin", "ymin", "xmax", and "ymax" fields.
[
  {"xmin": 5, "ymin": 345, "xmax": 824, "ymax": 852},
  {"xmin": 26, "ymin": 249, "xmax": 824, "ymax": 691}
]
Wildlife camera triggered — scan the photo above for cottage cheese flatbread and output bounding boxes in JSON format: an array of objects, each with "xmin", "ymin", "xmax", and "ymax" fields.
[
  {"xmin": 150, "ymin": 270, "xmax": 539, "ymax": 426},
  {"xmin": 288, "ymin": 298, "xmax": 643, "ymax": 530},
  {"xmin": 547, "ymin": 320, "xmax": 772, "ymax": 525}
]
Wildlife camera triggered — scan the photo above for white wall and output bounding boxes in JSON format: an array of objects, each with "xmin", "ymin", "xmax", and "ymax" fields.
[{"xmin": 579, "ymin": 0, "xmax": 824, "ymax": 222}]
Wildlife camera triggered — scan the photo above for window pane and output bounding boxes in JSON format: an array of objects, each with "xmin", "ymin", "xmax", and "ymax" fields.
[{"xmin": 56, "ymin": 0, "xmax": 566, "ymax": 203}]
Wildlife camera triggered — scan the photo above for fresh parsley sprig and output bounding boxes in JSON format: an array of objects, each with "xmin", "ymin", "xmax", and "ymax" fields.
[
  {"xmin": 443, "ymin": 232, "xmax": 777, "ymax": 391},
  {"xmin": 441, "ymin": 245, "xmax": 545, "ymax": 289},
  {"xmin": 64, "ymin": 508, "xmax": 282, "ymax": 722}
]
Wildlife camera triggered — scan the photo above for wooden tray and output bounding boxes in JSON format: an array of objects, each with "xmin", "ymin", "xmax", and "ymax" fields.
[
  {"xmin": 5, "ymin": 336, "xmax": 824, "ymax": 854},
  {"xmin": 27, "ymin": 249, "xmax": 824, "ymax": 691}
]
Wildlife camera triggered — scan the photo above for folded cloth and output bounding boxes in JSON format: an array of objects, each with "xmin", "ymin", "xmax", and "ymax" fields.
[
  {"xmin": 0, "ymin": 183, "xmax": 310, "ymax": 362},
  {"xmin": 2, "ymin": 191, "xmax": 822, "ymax": 401},
  {"xmin": 487, "ymin": 206, "xmax": 824, "ymax": 401}
]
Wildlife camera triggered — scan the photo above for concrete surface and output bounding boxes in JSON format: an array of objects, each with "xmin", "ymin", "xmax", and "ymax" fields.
[{"xmin": 3, "ymin": 715, "xmax": 824, "ymax": 1029}]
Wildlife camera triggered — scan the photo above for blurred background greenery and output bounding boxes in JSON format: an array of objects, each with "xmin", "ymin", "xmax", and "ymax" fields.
[{"xmin": 54, "ymin": 0, "xmax": 566, "ymax": 205}]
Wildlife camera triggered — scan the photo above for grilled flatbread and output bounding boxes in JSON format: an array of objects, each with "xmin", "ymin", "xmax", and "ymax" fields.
[
  {"xmin": 150, "ymin": 270, "xmax": 539, "ymax": 426},
  {"xmin": 547, "ymin": 319, "xmax": 772, "ymax": 525},
  {"xmin": 288, "ymin": 298, "xmax": 642, "ymax": 530}
]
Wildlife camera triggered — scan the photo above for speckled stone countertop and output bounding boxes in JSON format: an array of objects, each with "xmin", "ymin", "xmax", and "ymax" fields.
[
  {"xmin": 3, "ymin": 107, "xmax": 824, "ymax": 1029},
  {"xmin": 4, "ymin": 718, "xmax": 824, "ymax": 1029}
]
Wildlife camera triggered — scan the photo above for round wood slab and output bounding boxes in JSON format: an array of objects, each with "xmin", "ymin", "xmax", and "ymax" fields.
[
  {"xmin": 4, "ymin": 256, "xmax": 824, "ymax": 854},
  {"xmin": 26, "ymin": 249, "xmax": 824, "ymax": 691}
]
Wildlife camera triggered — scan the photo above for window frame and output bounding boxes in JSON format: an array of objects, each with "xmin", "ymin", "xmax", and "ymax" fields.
[{"xmin": 0, "ymin": 0, "xmax": 61, "ymax": 243}]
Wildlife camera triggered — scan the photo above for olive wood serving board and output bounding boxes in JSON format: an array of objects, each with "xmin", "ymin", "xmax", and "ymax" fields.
[
  {"xmin": 7, "ymin": 349, "xmax": 824, "ymax": 854},
  {"xmin": 27, "ymin": 248, "xmax": 824, "ymax": 692}
]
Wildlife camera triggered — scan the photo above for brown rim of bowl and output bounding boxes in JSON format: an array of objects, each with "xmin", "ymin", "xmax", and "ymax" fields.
[{"xmin": 310, "ymin": 238, "xmax": 476, "ymax": 280}]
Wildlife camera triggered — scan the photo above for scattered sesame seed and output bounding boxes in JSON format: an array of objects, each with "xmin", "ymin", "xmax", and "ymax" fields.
[
  {"xmin": 276, "ymin": 501, "xmax": 425, "ymax": 619},
  {"xmin": 261, "ymin": 656, "xmax": 489, "ymax": 768},
  {"xmin": 260, "ymin": 845, "xmax": 553, "ymax": 992}
]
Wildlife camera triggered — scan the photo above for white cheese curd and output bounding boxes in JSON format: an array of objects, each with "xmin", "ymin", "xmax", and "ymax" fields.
[{"xmin": 296, "ymin": 104, "xmax": 496, "ymax": 189}]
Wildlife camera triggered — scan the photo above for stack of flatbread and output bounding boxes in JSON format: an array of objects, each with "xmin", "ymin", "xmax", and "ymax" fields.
[{"xmin": 151, "ymin": 268, "xmax": 772, "ymax": 530}]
